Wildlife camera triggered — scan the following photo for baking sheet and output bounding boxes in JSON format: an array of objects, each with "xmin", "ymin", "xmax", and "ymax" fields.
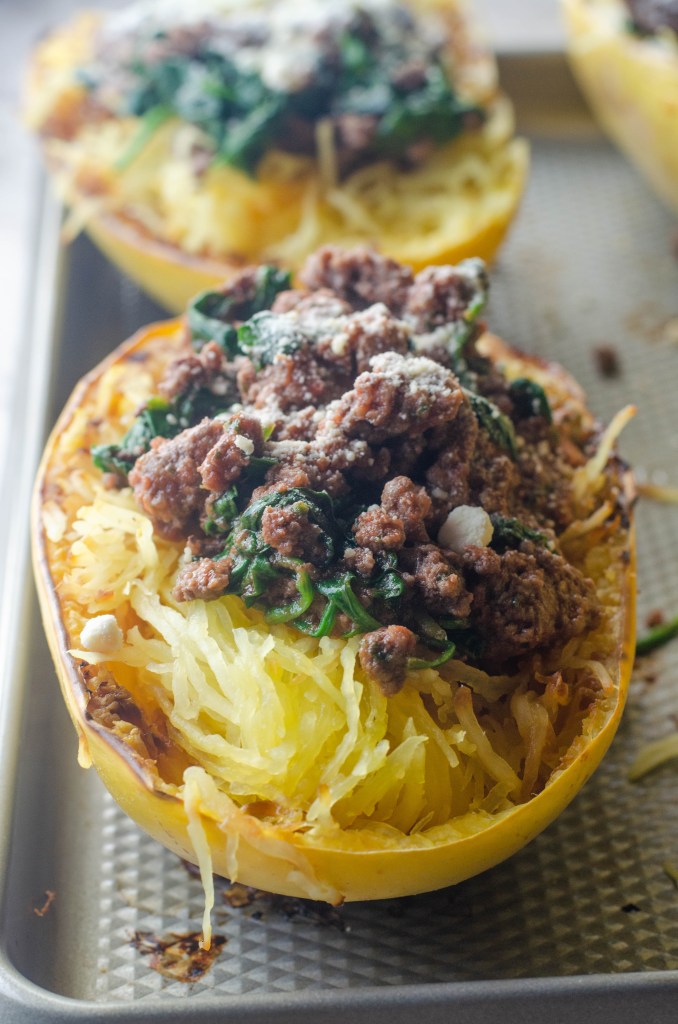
[{"xmin": 2, "ymin": 54, "xmax": 678, "ymax": 1023}]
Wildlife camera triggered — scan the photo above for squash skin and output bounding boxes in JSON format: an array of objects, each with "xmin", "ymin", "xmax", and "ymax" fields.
[
  {"xmin": 84, "ymin": 196, "xmax": 525, "ymax": 315},
  {"xmin": 562, "ymin": 0, "xmax": 678, "ymax": 214},
  {"xmin": 32, "ymin": 321, "xmax": 636, "ymax": 903}
]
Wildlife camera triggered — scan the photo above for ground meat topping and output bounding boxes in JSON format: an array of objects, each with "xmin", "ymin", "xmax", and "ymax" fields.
[
  {"xmin": 460, "ymin": 543, "xmax": 600, "ymax": 666},
  {"xmin": 399, "ymin": 545, "xmax": 472, "ymax": 619},
  {"xmin": 100, "ymin": 246, "xmax": 604, "ymax": 694},
  {"xmin": 353, "ymin": 506, "xmax": 406, "ymax": 551},
  {"xmin": 260, "ymin": 505, "xmax": 329, "ymax": 563},
  {"xmin": 173, "ymin": 556, "xmax": 234, "ymax": 603},
  {"xmin": 85, "ymin": 679, "xmax": 164, "ymax": 761},
  {"xmin": 315, "ymin": 303, "xmax": 412, "ymax": 375},
  {"xmin": 405, "ymin": 260, "xmax": 489, "ymax": 332},
  {"xmin": 321, "ymin": 352, "xmax": 464, "ymax": 443},
  {"xmin": 299, "ymin": 246, "xmax": 414, "ymax": 314},
  {"xmin": 381, "ymin": 476, "xmax": 432, "ymax": 543},
  {"xmin": 198, "ymin": 413, "xmax": 264, "ymax": 492},
  {"xmin": 128, "ymin": 419, "xmax": 224, "ymax": 540},
  {"xmin": 74, "ymin": 0, "xmax": 485, "ymax": 185},
  {"xmin": 358, "ymin": 625, "xmax": 418, "ymax": 696}
]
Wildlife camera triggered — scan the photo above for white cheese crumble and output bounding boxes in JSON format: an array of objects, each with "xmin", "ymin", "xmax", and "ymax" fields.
[
  {"xmin": 437, "ymin": 506, "xmax": 494, "ymax": 552},
  {"xmin": 330, "ymin": 333, "xmax": 350, "ymax": 356},
  {"xmin": 234, "ymin": 434, "xmax": 255, "ymax": 455},
  {"xmin": 79, "ymin": 615, "xmax": 124, "ymax": 654},
  {"xmin": 210, "ymin": 378, "xmax": 230, "ymax": 396}
]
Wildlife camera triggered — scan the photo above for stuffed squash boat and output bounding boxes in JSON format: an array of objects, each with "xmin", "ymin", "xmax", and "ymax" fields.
[
  {"xmin": 26, "ymin": 0, "xmax": 528, "ymax": 311},
  {"xmin": 33, "ymin": 247, "xmax": 635, "ymax": 942},
  {"xmin": 563, "ymin": 0, "xmax": 678, "ymax": 214}
]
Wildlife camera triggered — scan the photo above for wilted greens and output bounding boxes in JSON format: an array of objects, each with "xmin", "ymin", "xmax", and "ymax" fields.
[{"xmin": 83, "ymin": 4, "xmax": 482, "ymax": 176}]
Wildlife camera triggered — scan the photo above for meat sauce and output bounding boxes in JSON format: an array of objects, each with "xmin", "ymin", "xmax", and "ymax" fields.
[{"xmin": 97, "ymin": 246, "xmax": 600, "ymax": 694}]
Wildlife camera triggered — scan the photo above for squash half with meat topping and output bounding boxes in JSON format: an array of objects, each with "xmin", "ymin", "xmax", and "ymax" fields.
[
  {"xmin": 33, "ymin": 247, "xmax": 634, "ymax": 941},
  {"xmin": 25, "ymin": 0, "xmax": 527, "ymax": 311}
]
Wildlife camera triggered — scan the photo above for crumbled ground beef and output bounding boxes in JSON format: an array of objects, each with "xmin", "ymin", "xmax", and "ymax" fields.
[
  {"xmin": 198, "ymin": 414, "xmax": 263, "ymax": 491},
  {"xmin": 405, "ymin": 262, "xmax": 488, "ymax": 332},
  {"xmin": 158, "ymin": 341, "xmax": 233, "ymax": 402},
  {"xmin": 244, "ymin": 347, "xmax": 342, "ymax": 413},
  {"xmin": 315, "ymin": 303, "xmax": 411, "ymax": 376},
  {"xmin": 299, "ymin": 246, "xmax": 414, "ymax": 314},
  {"xmin": 271, "ymin": 287, "xmax": 351, "ymax": 319},
  {"xmin": 322, "ymin": 352, "xmax": 464, "ymax": 443},
  {"xmin": 261, "ymin": 505, "xmax": 329, "ymax": 563},
  {"xmin": 129, "ymin": 419, "xmax": 223, "ymax": 540},
  {"xmin": 460, "ymin": 543, "xmax": 599, "ymax": 665},
  {"xmin": 358, "ymin": 625, "xmax": 417, "ymax": 696},
  {"xmin": 514, "ymin": 420, "xmax": 577, "ymax": 532},
  {"xmin": 85, "ymin": 679, "xmax": 163, "ymax": 760},
  {"xmin": 399, "ymin": 545, "xmax": 472, "ymax": 619},
  {"xmin": 342, "ymin": 546, "xmax": 376, "ymax": 577},
  {"xmin": 173, "ymin": 556, "xmax": 234, "ymax": 602},
  {"xmin": 468, "ymin": 438, "xmax": 517, "ymax": 517},
  {"xmin": 425, "ymin": 402, "xmax": 480, "ymax": 518},
  {"xmin": 112, "ymin": 245, "xmax": 603, "ymax": 694},
  {"xmin": 199, "ymin": 431, "xmax": 249, "ymax": 491},
  {"xmin": 353, "ymin": 505, "xmax": 406, "ymax": 551},
  {"xmin": 381, "ymin": 476, "xmax": 431, "ymax": 543}
]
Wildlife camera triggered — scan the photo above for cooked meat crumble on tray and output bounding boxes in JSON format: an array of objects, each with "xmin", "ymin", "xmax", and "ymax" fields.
[{"xmin": 94, "ymin": 245, "xmax": 609, "ymax": 695}]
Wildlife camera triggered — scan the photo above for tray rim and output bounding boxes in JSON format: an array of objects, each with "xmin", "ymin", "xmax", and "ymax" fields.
[{"xmin": 1, "ymin": 951, "xmax": 678, "ymax": 1024}]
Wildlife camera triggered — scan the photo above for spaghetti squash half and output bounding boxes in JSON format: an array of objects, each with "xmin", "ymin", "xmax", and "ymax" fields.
[
  {"xmin": 562, "ymin": 0, "xmax": 678, "ymax": 214},
  {"xmin": 26, "ymin": 0, "xmax": 528, "ymax": 311},
  {"xmin": 33, "ymin": 248, "xmax": 634, "ymax": 940}
]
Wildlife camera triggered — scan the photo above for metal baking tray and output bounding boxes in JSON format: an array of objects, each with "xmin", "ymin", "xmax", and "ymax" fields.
[{"xmin": 2, "ymin": 53, "xmax": 678, "ymax": 1023}]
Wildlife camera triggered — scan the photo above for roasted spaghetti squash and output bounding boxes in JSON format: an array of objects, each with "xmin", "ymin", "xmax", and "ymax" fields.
[
  {"xmin": 26, "ymin": 0, "xmax": 528, "ymax": 311},
  {"xmin": 563, "ymin": 0, "xmax": 678, "ymax": 214},
  {"xmin": 33, "ymin": 248, "xmax": 635, "ymax": 944}
]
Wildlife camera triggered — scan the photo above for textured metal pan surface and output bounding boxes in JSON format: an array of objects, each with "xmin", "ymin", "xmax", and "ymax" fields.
[{"xmin": 1, "ymin": 54, "xmax": 678, "ymax": 1023}]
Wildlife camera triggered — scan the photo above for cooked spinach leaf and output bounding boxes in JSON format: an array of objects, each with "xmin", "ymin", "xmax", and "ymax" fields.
[
  {"xmin": 91, "ymin": 383, "xmax": 234, "ymax": 482},
  {"xmin": 375, "ymin": 65, "xmax": 478, "ymax": 156},
  {"xmin": 188, "ymin": 266, "xmax": 292, "ymax": 354},
  {"xmin": 489, "ymin": 515, "xmax": 551, "ymax": 553},
  {"xmin": 464, "ymin": 390, "xmax": 518, "ymax": 459},
  {"xmin": 237, "ymin": 311, "xmax": 306, "ymax": 369},
  {"xmin": 91, "ymin": 397, "xmax": 177, "ymax": 477},
  {"xmin": 509, "ymin": 378, "xmax": 552, "ymax": 423},
  {"xmin": 636, "ymin": 614, "xmax": 678, "ymax": 657},
  {"xmin": 370, "ymin": 552, "xmax": 406, "ymax": 603},
  {"xmin": 316, "ymin": 574, "xmax": 382, "ymax": 635},
  {"xmin": 203, "ymin": 487, "xmax": 240, "ymax": 536},
  {"xmin": 84, "ymin": 12, "xmax": 483, "ymax": 176},
  {"xmin": 188, "ymin": 292, "xmax": 240, "ymax": 356},
  {"xmin": 115, "ymin": 103, "xmax": 173, "ymax": 171},
  {"xmin": 407, "ymin": 641, "xmax": 456, "ymax": 671},
  {"xmin": 263, "ymin": 561, "xmax": 315, "ymax": 624}
]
